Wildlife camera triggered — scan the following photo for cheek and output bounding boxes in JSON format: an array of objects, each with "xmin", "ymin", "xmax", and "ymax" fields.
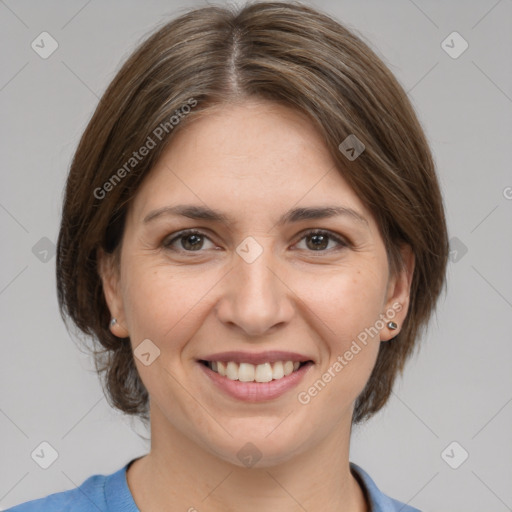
[
  {"xmin": 296, "ymin": 266, "xmax": 386, "ymax": 397},
  {"xmin": 122, "ymin": 251, "xmax": 388, "ymax": 350},
  {"xmin": 121, "ymin": 262, "xmax": 217, "ymax": 348},
  {"xmin": 299, "ymin": 265, "xmax": 387, "ymax": 344}
]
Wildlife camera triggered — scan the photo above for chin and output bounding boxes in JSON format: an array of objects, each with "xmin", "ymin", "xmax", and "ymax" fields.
[{"xmin": 198, "ymin": 423, "xmax": 310, "ymax": 469}]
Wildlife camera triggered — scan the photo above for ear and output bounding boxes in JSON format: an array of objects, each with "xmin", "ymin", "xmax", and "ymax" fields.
[
  {"xmin": 380, "ymin": 244, "xmax": 415, "ymax": 342},
  {"xmin": 97, "ymin": 247, "xmax": 129, "ymax": 338}
]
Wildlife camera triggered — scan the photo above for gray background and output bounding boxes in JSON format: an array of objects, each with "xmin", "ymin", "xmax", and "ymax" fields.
[{"xmin": 1, "ymin": 1, "xmax": 511, "ymax": 510}]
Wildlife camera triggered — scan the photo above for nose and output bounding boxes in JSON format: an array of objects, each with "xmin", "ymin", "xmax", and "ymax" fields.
[{"xmin": 215, "ymin": 241, "xmax": 295, "ymax": 338}]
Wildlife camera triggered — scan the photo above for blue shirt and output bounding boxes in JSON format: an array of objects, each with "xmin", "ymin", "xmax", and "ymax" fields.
[{"xmin": 6, "ymin": 459, "xmax": 421, "ymax": 511}]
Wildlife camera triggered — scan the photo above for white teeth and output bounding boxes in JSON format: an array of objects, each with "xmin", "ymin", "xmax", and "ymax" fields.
[
  {"xmin": 226, "ymin": 361, "xmax": 239, "ymax": 380},
  {"xmin": 217, "ymin": 361, "xmax": 226, "ymax": 377},
  {"xmin": 255, "ymin": 362, "xmax": 273, "ymax": 382},
  {"xmin": 207, "ymin": 360, "xmax": 304, "ymax": 382},
  {"xmin": 283, "ymin": 361, "xmax": 294, "ymax": 376},
  {"xmin": 272, "ymin": 361, "xmax": 284, "ymax": 379},
  {"xmin": 238, "ymin": 363, "xmax": 255, "ymax": 382}
]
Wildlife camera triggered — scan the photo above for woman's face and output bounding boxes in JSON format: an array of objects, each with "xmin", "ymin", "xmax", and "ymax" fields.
[{"xmin": 100, "ymin": 99, "xmax": 413, "ymax": 467}]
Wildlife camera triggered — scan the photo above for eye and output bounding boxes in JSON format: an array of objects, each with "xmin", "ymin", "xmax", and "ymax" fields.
[
  {"xmin": 163, "ymin": 229, "xmax": 216, "ymax": 252},
  {"xmin": 163, "ymin": 228, "xmax": 348, "ymax": 253},
  {"xmin": 294, "ymin": 229, "xmax": 348, "ymax": 252}
]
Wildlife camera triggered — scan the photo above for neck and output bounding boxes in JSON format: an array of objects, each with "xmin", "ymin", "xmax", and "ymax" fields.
[{"xmin": 127, "ymin": 406, "xmax": 368, "ymax": 512}]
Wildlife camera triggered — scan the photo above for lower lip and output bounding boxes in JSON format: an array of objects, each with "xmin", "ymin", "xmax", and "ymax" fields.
[{"xmin": 198, "ymin": 362, "xmax": 313, "ymax": 402}]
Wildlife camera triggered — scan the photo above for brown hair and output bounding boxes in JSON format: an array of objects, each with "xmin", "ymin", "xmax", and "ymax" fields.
[{"xmin": 56, "ymin": 1, "xmax": 448, "ymax": 425}]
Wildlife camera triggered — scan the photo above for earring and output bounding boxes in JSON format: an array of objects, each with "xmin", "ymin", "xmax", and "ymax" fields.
[
  {"xmin": 110, "ymin": 318, "xmax": 117, "ymax": 327},
  {"xmin": 387, "ymin": 321, "xmax": 398, "ymax": 330}
]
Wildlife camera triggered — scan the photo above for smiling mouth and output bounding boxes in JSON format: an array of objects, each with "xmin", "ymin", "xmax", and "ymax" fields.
[{"xmin": 199, "ymin": 360, "xmax": 313, "ymax": 383}]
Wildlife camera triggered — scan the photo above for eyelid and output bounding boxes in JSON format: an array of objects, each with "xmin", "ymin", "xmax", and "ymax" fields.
[{"xmin": 163, "ymin": 228, "xmax": 350, "ymax": 252}]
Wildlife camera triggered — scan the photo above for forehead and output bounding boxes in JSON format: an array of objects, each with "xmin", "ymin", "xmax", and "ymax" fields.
[{"xmin": 130, "ymin": 100, "xmax": 371, "ymax": 224}]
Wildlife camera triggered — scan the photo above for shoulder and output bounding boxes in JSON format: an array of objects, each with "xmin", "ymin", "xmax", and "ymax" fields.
[
  {"xmin": 5, "ymin": 463, "xmax": 132, "ymax": 512},
  {"xmin": 5, "ymin": 474, "xmax": 107, "ymax": 511},
  {"xmin": 350, "ymin": 462, "xmax": 422, "ymax": 512}
]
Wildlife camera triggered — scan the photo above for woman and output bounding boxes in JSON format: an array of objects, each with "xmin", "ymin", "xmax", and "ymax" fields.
[{"xmin": 8, "ymin": 2, "xmax": 448, "ymax": 511}]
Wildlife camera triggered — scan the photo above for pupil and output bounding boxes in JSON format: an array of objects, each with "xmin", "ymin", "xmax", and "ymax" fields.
[
  {"xmin": 184, "ymin": 234, "xmax": 202, "ymax": 250},
  {"xmin": 309, "ymin": 234, "xmax": 327, "ymax": 250}
]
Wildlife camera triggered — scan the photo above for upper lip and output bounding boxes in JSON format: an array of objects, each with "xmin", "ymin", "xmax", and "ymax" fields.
[{"xmin": 199, "ymin": 351, "xmax": 313, "ymax": 365}]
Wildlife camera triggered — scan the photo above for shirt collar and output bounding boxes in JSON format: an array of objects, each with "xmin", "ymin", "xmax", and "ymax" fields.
[{"xmin": 105, "ymin": 458, "xmax": 414, "ymax": 512}]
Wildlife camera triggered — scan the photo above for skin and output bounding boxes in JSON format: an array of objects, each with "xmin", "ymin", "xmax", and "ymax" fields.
[{"xmin": 98, "ymin": 99, "xmax": 415, "ymax": 512}]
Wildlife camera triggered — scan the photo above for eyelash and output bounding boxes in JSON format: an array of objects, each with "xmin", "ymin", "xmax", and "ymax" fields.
[{"xmin": 162, "ymin": 229, "xmax": 349, "ymax": 254}]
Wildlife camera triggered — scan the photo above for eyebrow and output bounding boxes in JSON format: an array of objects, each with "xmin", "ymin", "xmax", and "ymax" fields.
[{"xmin": 143, "ymin": 204, "xmax": 368, "ymax": 227}]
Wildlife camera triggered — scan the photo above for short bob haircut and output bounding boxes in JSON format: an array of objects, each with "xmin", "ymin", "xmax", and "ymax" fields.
[{"xmin": 56, "ymin": 1, "xmax": 448, "ymax": 426}]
